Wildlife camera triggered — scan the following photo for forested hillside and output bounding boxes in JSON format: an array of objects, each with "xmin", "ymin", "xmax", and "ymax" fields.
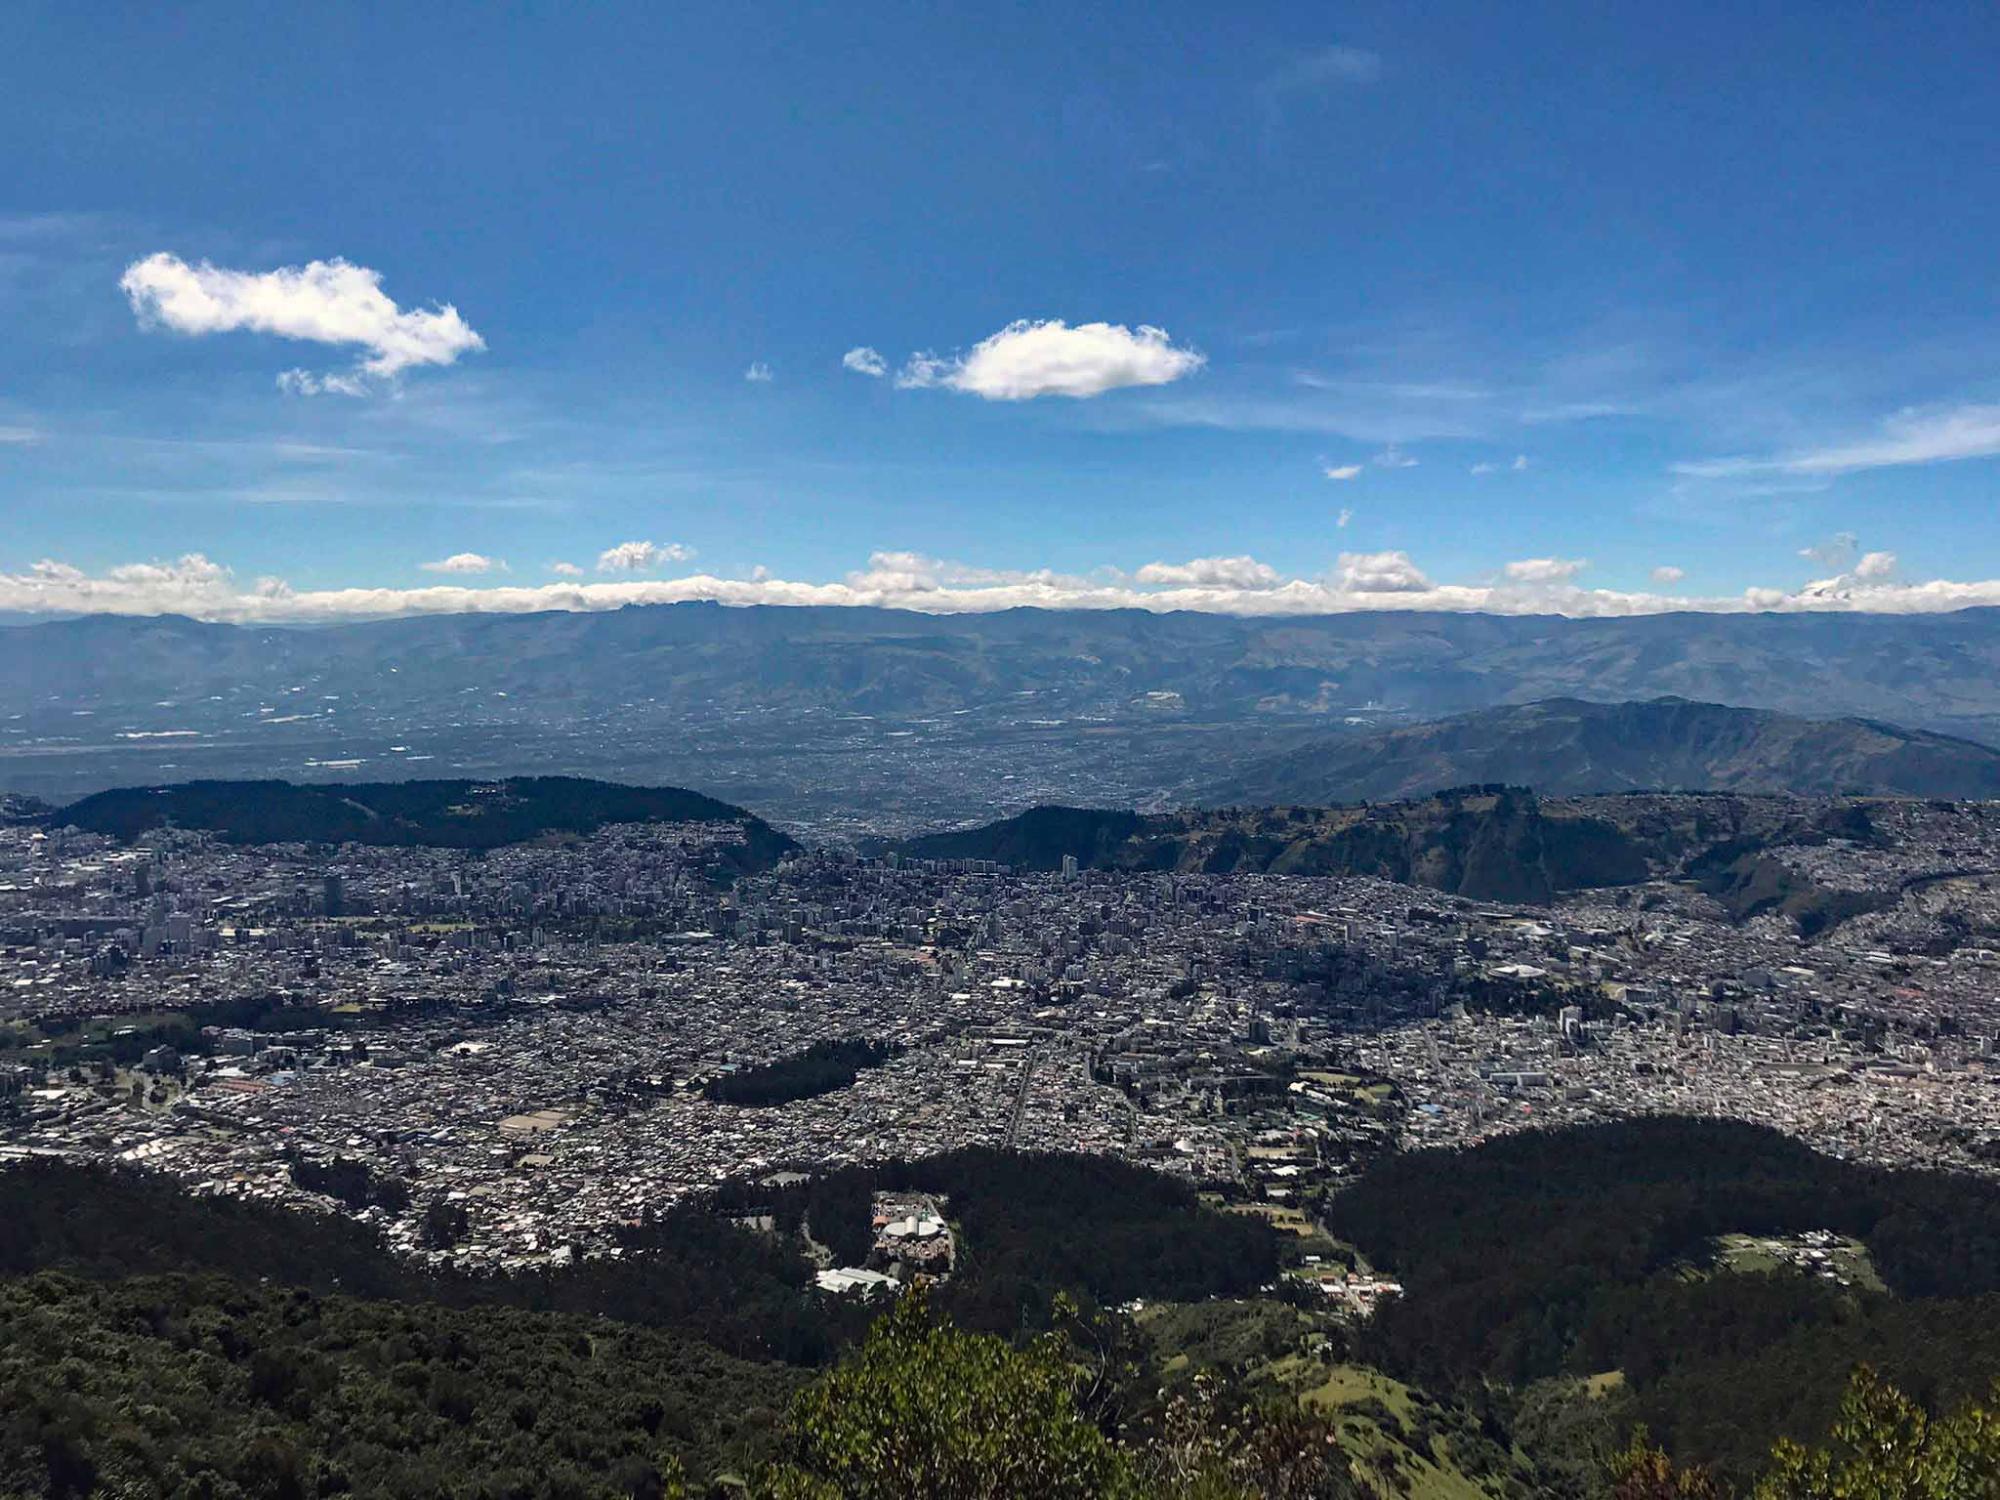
[
  {"xmin": 899, "ymin": 788, "xmax": 1872, "ymax": 907},
  {"xmin": 50, "ymin": 776, "xmax": 799, "ymax": 868},
  {"xmin": 0, "ymin": 1272, "xmax": 797, "ymax": 1496},
  {"xmin": 1332, "ymin": 1117, "xmax": 2000, "ymax": 1483},
  {"xmin": 6, "ymin": 1125, "xmax": 2000, "ymax": 1495}
]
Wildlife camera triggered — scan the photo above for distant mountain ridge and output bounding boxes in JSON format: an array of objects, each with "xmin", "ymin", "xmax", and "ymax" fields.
[
  {"xmin": 17, "ymin": 606, "xmax": 2000, "ymax": 822},
  {"xmin": 11, "ymin": 603, "xmax": 2000, "ymax": 734},
  {"xmin": 49, "ymin": 776, "xmax": 798, "ymax": 867},
  {"xmin": 1204, "ymin": 697, "xmax": 2000, "ymax": 806}
]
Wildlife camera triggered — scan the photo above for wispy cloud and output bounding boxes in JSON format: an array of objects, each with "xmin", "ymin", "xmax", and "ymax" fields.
[
  {"xmin": 1262, "ymin": 45, "xmax": 1384, "ymax": 93},
  {"xmin": 1296, "ymin": 375, "xmax": 1488, "ymax": 402},
  {"xmin": 1799, "ymin": 532, "xmax": 1859, "ymax": 570},
  {"xmin": 0, "ymin": 211, "xmax": 110, "ymax": 243},
  {"xmin": 744, "ymin": 361, "xmax": 774, "ymax": 383},
  {"xmin": 1503, "ymin": 557, "xmax": 1588, "ymax": 584},
  {"xmin": 1258, "ymin": 46, "xmax": 1383, "ymax": 133},
  {"xmin": 1323, "ymin": 463, "xmax": 1363, "ymax": 481},
  {"xmin": 842, "ymin": 346, "xmax": 888, "ymax": 377},
  {"xmin": 1676, "ymin": 402, "xmax": 2000, "ymax": 479},
  {"xmin": 277, "ymin": 369, "xmax": 369, "ymax": 398},
  {"xmin": 1257, "ymin": 45, "xmax": 1383, "ymax": 152}
]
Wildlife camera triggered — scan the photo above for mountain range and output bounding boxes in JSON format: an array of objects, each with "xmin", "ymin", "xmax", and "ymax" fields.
[
  {"xmin": 10, "ymin": 603, "xmax": 2000, "ymax": 730},
  {"xmin": 10, "ymin": 604, "xmax": 2000, "ymax": 819},
  {"xmin": 1204, "ymin": 696, "xmax": 2000, "ymax": 806}
]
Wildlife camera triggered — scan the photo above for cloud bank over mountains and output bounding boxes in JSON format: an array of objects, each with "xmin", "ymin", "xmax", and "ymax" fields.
[{"xmin": 4, "ymin": 546, "xmax": 1996, "ymax": 626}]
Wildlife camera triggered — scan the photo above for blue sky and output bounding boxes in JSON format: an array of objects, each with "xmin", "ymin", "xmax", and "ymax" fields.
[{"xmin": 3, "ymin": 0, "xmax": 1999, "ymax": 620}]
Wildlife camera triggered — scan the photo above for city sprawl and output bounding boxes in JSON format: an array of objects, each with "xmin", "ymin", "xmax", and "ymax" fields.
[{"xmin": 6, "ymin": 795, "xmax": 2000, "ymax": 1279}]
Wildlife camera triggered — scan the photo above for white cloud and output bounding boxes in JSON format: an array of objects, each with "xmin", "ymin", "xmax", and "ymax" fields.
[
  {"xmin": 744, "ymin": 362, "xmax": 774, "ymax": 383},
  {"xmin": 597, "ymin": 539, "xmax": 695, "ymax": 573},
  {"xmin": 1, "ymin": 553, "xmax": 246, "ymax": 617},
  {"xmin": 120, "ymin": 252, "xmax": 484, "ymax": 393},
  {"xmin": 1650, "ymin": 565, "xmax": 1685, "ymax": 585},
  {"xmin": 1469, "ymin": 461, "xmax": 1498, "ymax": 475},
  {"xmin": 549, "ymin": 561, "xmax": 584, "ymax": 577},
  {"xmin": 1470, "ymin": 454, "xmax": 1531, "ymax": 476},
  {"xmin": 1512, "ymin": 453, "xmax": 1530, "ymax": 471},
  {"xmin": 102, "ymin": 556, "xmax": 231, "ymax": 589},
  {"xmin": 1372, "ymin": 446, "xmax": 1418, "ymax": 469},
  {"xmin": 1323, "ymin": 463, "xmax": 1363, "ymax": 481},
  {"xmin": 10, "ymin": 548, "xmax": 2000, "ymax": 622},
  {"xmin": 1676, "ymin": 403, "xmax": 2000, "ymax": 479},
  {"xmin": 420, "ymin": 552, "xmax": 502, "ymax": 575},
  {"xmin": 0, "ymin": 425, "xmax": 40, "ymax": 444},
  {"xmin": 1503, "ymin": 557, "xmax": 1589, "ymax": 584},
  {"xmin": 842, "ymin": 346, "xmax": 888, "ymax": 377},
  {"xmin": 1334, "ymin": 550, "xmax": 1432, "ymax": 594},
  {"xmin": 845, "ymin": 551, "xmax": 943, "ymax": 593},
  {"xmin": 1134, "ymin": 556, "xmax": 1283, "ymax": 591},
  {"xmin": 895, "ymin": 320, "xmax": 1204, "ymax": 400},
  {"xmin": 1854, "ymin": 550, "xmax": 1897, "ymax": 580},
  {"xmin": 1336, "ymin": 508, "xmax": 1353, "ymax": 529}
]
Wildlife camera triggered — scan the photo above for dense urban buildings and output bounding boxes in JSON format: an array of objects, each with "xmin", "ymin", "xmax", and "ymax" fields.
[{"xmin": 6, "ymin": 791, "xmax": 1999, "ymax": 1276}]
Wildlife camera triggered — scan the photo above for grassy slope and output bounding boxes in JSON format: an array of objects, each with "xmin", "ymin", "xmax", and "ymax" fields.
[{"xmin": 1138, "ymin": 1299, "xmax": 1535, "ymax": 1499}]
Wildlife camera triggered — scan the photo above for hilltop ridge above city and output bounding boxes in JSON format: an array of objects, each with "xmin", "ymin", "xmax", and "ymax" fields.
[{"xmin": 1205, "ymin": 696, "xmax": 2000, "ymax": 806}]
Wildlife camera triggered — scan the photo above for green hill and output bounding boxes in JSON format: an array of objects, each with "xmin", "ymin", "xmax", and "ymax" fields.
[
  {"xmin": 49, "ymin": 775, "xmax": 798, "ymax": 867},
  {"xmin": 900, "ymin": 788, "xmax": 1909, "ymax": 916},
  {"xmin": 1331, "ymin": 1116, "xmax": 2000, "ymax": 1485},
  {"xmin": 893, "ymin": 805, "xmax": 1147, "ymax": 868},
  {"xmin": 898, "ymin": 789, "xmax": 1854, "ymax": 905}
]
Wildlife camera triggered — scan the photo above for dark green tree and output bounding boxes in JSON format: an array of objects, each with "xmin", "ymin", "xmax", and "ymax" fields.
[{"xmin": 757, "ymin": 1291, "xmax": 1143, "ymax": 1499}]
